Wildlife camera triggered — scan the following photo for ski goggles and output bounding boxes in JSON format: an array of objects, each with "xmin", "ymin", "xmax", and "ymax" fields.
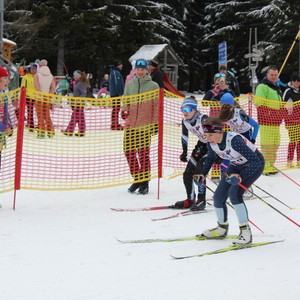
[
  {"xmin": 202, "ymin": 123, "xmax": 223, "ymax": 133},
  {"xmin": 135, "ymin": 59, "xmax": 148, "ymax": 67},
  {"xmin": 181, "ymin": 106, "xmax": 193, "ymax": 113},
  {"xmin": 214, "ymin": 73, "xmax": 226, "ymax": 82},
  {"xmin": 214, "ymin": 73, "xmax": 226, "ymax": 78}
]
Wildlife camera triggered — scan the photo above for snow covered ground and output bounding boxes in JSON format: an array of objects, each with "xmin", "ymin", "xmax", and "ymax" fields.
[{"xmin": 1, "ymin": 168, "xmax": 300, "ymax": 300}]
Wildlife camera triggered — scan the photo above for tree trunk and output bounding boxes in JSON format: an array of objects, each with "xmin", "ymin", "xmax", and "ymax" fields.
[{"xmin": 56, "ymin": 34, "xmax": 65, "ymax": 76}]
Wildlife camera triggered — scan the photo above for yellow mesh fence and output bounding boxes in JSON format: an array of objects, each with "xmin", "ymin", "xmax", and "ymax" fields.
[
  {"xmin": 0, "ymin": 88, "xmax": 299, "ymax": 195},
  {"xmin": 16, "ymin": 88, "xmax": 160, "ymax": 191},
  {"xmin": 252, "ymin": 94, "xmax": 298, "ymax": 171},
  {"xmin": 0, "ymin": 89, "xmax": 19, "ymax": 193}
]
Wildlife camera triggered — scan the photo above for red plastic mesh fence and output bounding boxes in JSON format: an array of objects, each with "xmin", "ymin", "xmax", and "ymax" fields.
[
  {"xmin": 0, "ymin": 89, "xmax": 298, "ymax": 195},
  {"xmin": 16, "ymin": 88, "xmax": 160, "ymax": 191},
  {"xmin": 0, "ymin": 89, "xmax": 19, "ymax": 194}
]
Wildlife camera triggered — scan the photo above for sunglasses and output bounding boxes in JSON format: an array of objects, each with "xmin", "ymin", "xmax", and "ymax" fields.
[
  {"xmin": 181, "ymin": 106, "xmax": 193, "ymax": 113},
  {"xmin": 215, "ymin": 73, "xmax": 226, "ymax": 78},
  {"xmin": 136, "ymin": 60, "xmax": 147, "ymax": 66}
]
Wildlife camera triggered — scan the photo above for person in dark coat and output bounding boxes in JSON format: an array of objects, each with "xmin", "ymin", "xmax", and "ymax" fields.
[
  {"xmin": 149, "ymin": 60, "xmax": 164, "ymax": 88},
  {"xmin": 282, "ymin": 72, "xmax": 300, "ymax": 167},
  {"xmin": 109, "ymin": 60, "xmax": 124, "ymax": 130},
  {"xmin": 219, "ymin": 65, "xmax": 240, "ymax": 97}
]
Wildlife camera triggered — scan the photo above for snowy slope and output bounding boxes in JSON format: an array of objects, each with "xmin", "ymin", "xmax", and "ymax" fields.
[{"xmin": 1, "ymin": 168, "xmax": 300, "ymax": 300}]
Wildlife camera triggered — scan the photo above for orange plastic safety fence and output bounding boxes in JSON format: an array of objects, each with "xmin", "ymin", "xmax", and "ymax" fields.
[
  {"xmin": 14, "ymin": 88, "xmax": 160, "ymax": 191},
  {"xmin": 252, "ymin": 94, "xmax": 299, "ymax": 171},
  {"xmin": 0, "ymin": 88, "xmax": 299, "ymax": 195},
  {"xmin": 0, "ymin": 89, "xmax": 19, "ymax": 193}
]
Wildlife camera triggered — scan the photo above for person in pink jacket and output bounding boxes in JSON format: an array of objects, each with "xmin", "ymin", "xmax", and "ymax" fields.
[{"xmin": 34, "ymin": 59, "xmax": 56, "ymax": 138}]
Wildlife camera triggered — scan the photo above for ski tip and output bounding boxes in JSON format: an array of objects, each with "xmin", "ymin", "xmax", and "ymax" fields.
[{"xmin": 170, "ymin": 255, "xmax": 186, "ymax": 260}]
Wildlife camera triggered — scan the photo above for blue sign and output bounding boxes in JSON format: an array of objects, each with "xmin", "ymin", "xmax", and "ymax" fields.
[{"xmin": 218, "ymin": 41, "xmax": 227, "ymax": 66}]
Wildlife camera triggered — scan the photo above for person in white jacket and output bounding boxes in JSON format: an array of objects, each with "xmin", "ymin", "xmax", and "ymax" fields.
[{"xmin": 34, "ymin": 59, "xmax": 56, "ymax": 138}]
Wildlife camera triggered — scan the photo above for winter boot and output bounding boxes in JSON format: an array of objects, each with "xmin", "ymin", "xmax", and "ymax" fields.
[
  {"xmin": 37, "ymin": 133, "xmax": 46, "ymax": 139},
  {"xmin": 128, "ymin": 182, "xmax": 140, "ymax": 194},
  {"xmin": 232, "ymin": 225, "xmax": 252, "ymax": 245},
  {"xmin": 61, "ymin": 130, "xmax": 73, "ymax": 137},
  {"xmin": 201, "ymin": 222, "xmax": 229, "ymax": 238},
  {"xmin": 75, "ymin": 132, "xmax": 85, "ymax": 137},
  {"xmin": 174, "ymin": 199, "xmax": 195, "ymax": 209},
  {"xmin": 137, "ymin": 181, "xmax": 149, "ymax": 195},
  {"xmin": 190, "ymin": 195, "xmax": 206, "ymax": 211}
]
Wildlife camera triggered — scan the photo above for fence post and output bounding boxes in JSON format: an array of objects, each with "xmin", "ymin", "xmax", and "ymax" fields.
[
  {"xmin": 13, "ymin": 87, "xmax": 26, "ymax": 209},
  {"xmin": 157, "ymin": 88, "xmax": 164, "ymax": 199},
  {"xmin": 248, "ymin": 93, "xmax": 253, "ymax": 117}
]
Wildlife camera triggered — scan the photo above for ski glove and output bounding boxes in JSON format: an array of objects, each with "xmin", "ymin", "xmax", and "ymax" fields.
[
  {"xmin": 225, "ymin": 174, "xmax": 241, "ymax": 185},
  {"xmin": 179, "ymin": 151, "xmax": 188, "ymax": 162}
]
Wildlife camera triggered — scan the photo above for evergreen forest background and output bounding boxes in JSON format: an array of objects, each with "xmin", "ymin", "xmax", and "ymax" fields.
[{"xmin": 3, "ymin": 0, "xmax": 300, "ymax": 93}]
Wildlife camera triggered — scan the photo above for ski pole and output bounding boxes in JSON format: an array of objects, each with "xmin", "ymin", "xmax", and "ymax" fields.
[
  {"xmin": 270, "ymin": 164, "xmax": 300, "ymax": 188},
  {"xmin": 204, "ymin": 178, "xmax": 264, "ymax": 233},
  {"xmin": 252, "ymin": 183, "xmax": 296, "ymax": 210},
  {"xmin": 220, "ymin": 163, "xmax": 300, "ymax": 227},
  {"xmin": 221, "ymin": 162, "xmax": 296, "ymax": 210},
  {"xmin": 237, "ymin": 179, "xmax": 300, "ymax": 228}
]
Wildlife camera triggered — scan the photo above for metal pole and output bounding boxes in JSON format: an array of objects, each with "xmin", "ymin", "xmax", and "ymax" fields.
[{"xmin": 248, "ymin": 28, "xmax": 252, "ymax": 86}]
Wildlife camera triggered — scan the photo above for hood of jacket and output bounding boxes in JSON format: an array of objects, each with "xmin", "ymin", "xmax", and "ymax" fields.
[
  {"xmin": 38, "ymin": 66, "xmax": 52, "ymax": 76},
  {"xmin": 287, "ymin": 82, "xmax": 300, "ymax": 93}
]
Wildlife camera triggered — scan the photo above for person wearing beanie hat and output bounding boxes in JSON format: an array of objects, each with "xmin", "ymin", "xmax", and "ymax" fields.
[
  {"xmin": 0, "ymin": 66, "xmax": 9, "ymax": 79},
  {"xmin": 149, "ymin": 59, "xmax": 164, "ymax": 88},
  {"xmin": 202, "ymin": 73, "xmax": 235, "ymax": 181},
  {"xmin": 219, "ymin": 96, "xmax": 259, "ymax": 144},
  {"xmin": 282, "ymin": 72, "xmax": 300, "ymax": 167},
  {"xmin": 220, "ymin": 92, "xmax": 234, "ymax": 106},
  {"xmin": 109, "ymin": 59, "xmax": 124, "ymax": 130},
  {"xmin": 181, "ymin": 97, "xmax": 198, "ymax": 111},
  {"xmin": 39, "ymin": 59, "xmax": 48, "ymax": 67},
  {"xmin": 203, "ymin": 73, "xmax": 235, "ymax": 117},
  {"xmin": 114, "ymin": 59, "xmax": 123, "ymax": 67},
  {"xmin": 150, "ymin": 60, "xmax": 158, "ymax": 67},
  {"xmin": 135, "ymin": 58, "xmax": 148, "ymax": 69},
  {"xmin": 121, "ymin": 58, "xmax": 159, "ymax": 195},
  {"xmin": 97, "ymin": 80, "xmax": 110, "ymax": 99},
  {"xmin": 194, "ymin": 116, "xmax": 264, "ymax": 245},
  {"xmin": 173, "ymin": 96, "xmax": 209, "ymax": 210},
  {"xmin": 219, "ymin": 65, "xmax": 241, "ymax": 97}
]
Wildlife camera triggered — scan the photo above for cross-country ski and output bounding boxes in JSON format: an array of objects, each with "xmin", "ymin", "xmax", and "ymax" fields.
[
  {"xmin": 117, "ymin": 234, "xmax": 238, "ymax": 244},
  {"xmin": 171, "ymin": 240, "xmax": 285, "ymax": 259}
]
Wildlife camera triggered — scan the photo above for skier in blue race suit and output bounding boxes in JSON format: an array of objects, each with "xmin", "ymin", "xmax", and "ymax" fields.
[{"xmin": 194, "ymin": 117, "xmax": 264, "ymax": 245}]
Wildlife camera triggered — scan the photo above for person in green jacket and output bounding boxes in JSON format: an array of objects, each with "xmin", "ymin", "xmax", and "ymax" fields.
[
  {"xmin": 121, "ymin": 59, "xmax": 159, "ymax": 195},
  {"xmin": 254, "ymin": 65, "xmax": 283, "ymax": 174}
]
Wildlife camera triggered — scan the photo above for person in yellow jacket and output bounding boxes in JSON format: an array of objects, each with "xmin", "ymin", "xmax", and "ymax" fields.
[
  {"xmin": 21, "ymin": 63, "xmax": 37, "ymax": 131},
  {"xmin": 254, "ymin": 65, "xmax": 284, "ymax": 174}
]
